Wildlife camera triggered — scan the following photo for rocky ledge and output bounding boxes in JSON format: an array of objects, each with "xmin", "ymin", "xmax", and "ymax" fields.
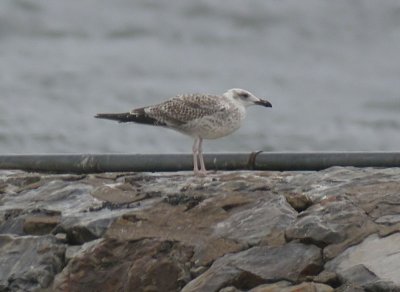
[{"xmin": 1, "ymin": 167, "xmax": 400, "ymax": 292}]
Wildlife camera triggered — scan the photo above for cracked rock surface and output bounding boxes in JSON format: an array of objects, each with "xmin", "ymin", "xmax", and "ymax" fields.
[{"xmin": 0, "ymin": 167, "xmax": 400, "ymax": 291}]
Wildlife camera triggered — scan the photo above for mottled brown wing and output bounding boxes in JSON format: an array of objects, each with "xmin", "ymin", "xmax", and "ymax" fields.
[{"xmin": 145, "ymin": 94, "xmax": 227, "ymax": 126}]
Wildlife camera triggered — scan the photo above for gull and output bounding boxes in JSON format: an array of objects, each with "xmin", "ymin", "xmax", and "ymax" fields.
[{"xmin": 95, "ymin": 88, "xmax": 272, "ymax": 175}]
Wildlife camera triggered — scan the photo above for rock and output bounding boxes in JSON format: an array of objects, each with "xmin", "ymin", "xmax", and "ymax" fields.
[
  {"xmin": 23, "ymin": 212, "xmax": 61, "ymax": 235},
  {"xmin": 250, "ymin": 282, "xmax": 334, "ymax": 292},
  {"xmin": 190, "ymin": 266, "xmax": 208, "ymax": 278},
  {"xmin": 91, "ymin": 182, "xmax": 149, "ymax": 204},
  {"xmin": 182, "ymin": 242, "xmax": 322, "ymax": 292},
  {"xmin": 64, "ymin": 238, "xmax": 103, "ymax": 262},
  {"xmin": 0, "ymin": 175, "xmax": 142, "ymax": 245},
  {"xmin": 325, "ymin": 233, "xmax": 400, "ymax": 288},
  {"xmin": 0, "ymin": 234, "xmax": 65, "ymax": 291},
  {"xmin": 54, "ymin": 232, "xmax": 67, "ymax": 243},
  {"xmin": 335, "ymin": 265, "xmax": 400, "ymax": 291},
  {"xmin": 214, "ymin": 195, "xmax": 297, "ymax": 246},
  {"xmin": 0, "ymin": 208, "xmax": 61, "ymax": 236},
  {"xmin": 284, "ymin": 192, "xmax": 313, "ymax": 212},
  {"xmin": 219, "ymin": 286, "xmax": 242, "ymax": 292},
  {"xmin": 0, "ymin": 209, "xmax": 25, "ymax": 235},
  {"xmin": 52, "ymin": 238, "xmax": 193, "ymax": 292},
  {"xmin": 106, "ymin": 189, "xmax": 293, "ymax": 266},
  {"xmin": 5, "ymin": 174, "xmax": 41, "ymax": 188},
  {"xmin": 1, "ymin": 167, "xmax": 400, "ymax": 291},
  {"xmin": 310, "ymin": 270, "xmax": 340, "ymax": 287},
  {"xmin": 55, "ymin": 216, "xmax": 116, "ymax": 245},
  {"xmin": 334, "ymin": 284, "xmax": 365, "ymax": 292},
  {"xmin": 283, "ymin": 282, "xmax": 334, "ymax": 292},
  {"xmin": 193, "ymin": 237, "xmax": 243, "ymax": 267},
  {"xmin": 285, "ymin": 196, "xmax": 377, "ymax": 259},
  {"xmin": 248, "ymin": 281, "xmax": 292, "ymax": 291}
]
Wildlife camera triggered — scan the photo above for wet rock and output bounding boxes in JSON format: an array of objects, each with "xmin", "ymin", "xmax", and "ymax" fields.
[
  {"xmin": 182, "ymin": 242, "xmax": 322, "ymax": 292},
  {"xmin": 0, "ymin": 234, "xmax": 65, "ymax": 291},
  {"xmin": 325, "ymin": 233, "xmax": 400, "ymax": 288},
  {"xmin": 53, "ymin": 238, "xmax": 193, "ymax": 292}
]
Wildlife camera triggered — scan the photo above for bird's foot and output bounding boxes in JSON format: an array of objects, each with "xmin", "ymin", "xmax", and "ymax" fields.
[{"xmin": 194, "ymin": 169, "xmax": 208, "ymax": 176}]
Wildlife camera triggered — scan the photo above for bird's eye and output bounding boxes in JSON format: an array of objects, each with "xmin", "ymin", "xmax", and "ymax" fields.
[{"xmin": 240, "ymin": 93, "xmax": 250, "ymax": 99}]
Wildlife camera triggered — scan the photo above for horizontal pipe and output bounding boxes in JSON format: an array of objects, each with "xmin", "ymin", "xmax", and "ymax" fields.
[{"xmin": 0, "ymin": 152, "xmax": 399, "ymax": 173}]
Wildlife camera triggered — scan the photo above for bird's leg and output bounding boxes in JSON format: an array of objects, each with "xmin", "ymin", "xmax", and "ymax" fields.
[
  {"xmin": 192, "ymin": 137, "xmax": 200, "ymax": 174},
  {"xmin": 198, "ymin": 137, "xmax": 207, "ymax": 175}
]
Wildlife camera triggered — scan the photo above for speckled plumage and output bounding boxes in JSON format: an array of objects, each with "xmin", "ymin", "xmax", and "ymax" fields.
[
  {"xmin": 95, "ymin": 88, "xmax": 272, "ymax": 175},
  {"xmin": 137, "ymin": 93, "xmax": 243, "ymax": 139}
]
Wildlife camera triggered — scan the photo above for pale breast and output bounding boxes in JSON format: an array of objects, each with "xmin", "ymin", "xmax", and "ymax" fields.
[{"xmin": 177, "ymin": 104, "xmax": 246, "ymax": 139}]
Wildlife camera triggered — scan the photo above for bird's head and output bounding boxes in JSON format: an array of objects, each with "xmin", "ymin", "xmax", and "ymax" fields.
[{"xmin": 224, "ymin": 88, "xmax": 272, "ymax": 108}]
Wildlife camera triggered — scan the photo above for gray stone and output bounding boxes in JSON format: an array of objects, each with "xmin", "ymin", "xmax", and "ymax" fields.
[
  {"xmin": 286, "ymin": 196, "xmax": 378, "ymax": 259},
  {"xmin": 0, "ymin": 211, "xmax": 25, "ymax": 235},
  {"xmin": 326, "ymin": 233, "xmax": 400, "ymax": 287},
  {"xmin": 1, "ymin": 168, "xmax": 400, "ymax": 291},
  {"xmin": 375, "ymin": 214, "xmax": 400, "ymax": 225},
  {"xmin": 248, "ymin": 281, "xmax": 291, "ymax": 292},
  {"xmin": 56, "ymin": 216, "xmax": 116, "ymax": 244},
  {"xmin": 214, "ymin": 195, "xmax": 296, "ymax": 246},
  {"xmin": 336, "ymin": 265, "xmax": 400, "ymax": 291},
  {"xmin": 311, "ymin": 270, "xmax": 340, "ymax": 287},
  {"xmin": 182, "ymin": 242, "xmax": 322, "ymax": 292},
  {"xmin": 274, "ymin": 282, "xmax": 333, "ymax": 292},
  {"xmin": 0, "ymin": 234, "xmax": 65, "ymax": 291},
  {"xmin": 219, "ymin": 286, "xmax": 242, "ymax": 292}
]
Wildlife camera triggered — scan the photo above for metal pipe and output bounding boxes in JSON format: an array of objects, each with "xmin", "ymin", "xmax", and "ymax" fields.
[{"xmin": 0, "ymin": 152, "xmax": 399, "ymax": 173}]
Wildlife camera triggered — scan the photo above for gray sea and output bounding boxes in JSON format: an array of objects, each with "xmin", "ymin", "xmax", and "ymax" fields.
[{"xmin": 1, "ymin": 0, "xmax": 400, "ymax": 154}]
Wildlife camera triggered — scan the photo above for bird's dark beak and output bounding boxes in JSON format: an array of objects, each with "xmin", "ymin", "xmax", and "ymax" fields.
[{"xmin": 255, "ymin": 99, "xmax": 272, "ymax": 108}]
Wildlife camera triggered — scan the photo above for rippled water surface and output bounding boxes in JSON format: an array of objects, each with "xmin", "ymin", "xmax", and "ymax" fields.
[{"xmin": 1, "ymin": 0, "xmax": 400, "ymax": 154}]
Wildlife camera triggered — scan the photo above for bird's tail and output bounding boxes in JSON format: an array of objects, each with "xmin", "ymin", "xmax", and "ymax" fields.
[
  {"xmin": 95, "ymin": 109, "xmax": 166, "ymax": 126},
  {"xmin": 94, "ymin": 112, "xmax": 137, "ymax": 123}
]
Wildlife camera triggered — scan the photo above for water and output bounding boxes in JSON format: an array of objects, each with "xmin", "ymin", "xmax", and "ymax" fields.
[{"xmin": 1, "ymin": 0, "xmax": 400, "ymax": 154}]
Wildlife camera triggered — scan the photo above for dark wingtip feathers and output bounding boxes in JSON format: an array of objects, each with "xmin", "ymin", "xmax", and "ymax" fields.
[
  {"xmin": 95, "ymin": 109, "xmax": 167, "ymax": 126},
  {"xmin": 95, "ymin": 112, "xmax": 136, "ymax": 123}
]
